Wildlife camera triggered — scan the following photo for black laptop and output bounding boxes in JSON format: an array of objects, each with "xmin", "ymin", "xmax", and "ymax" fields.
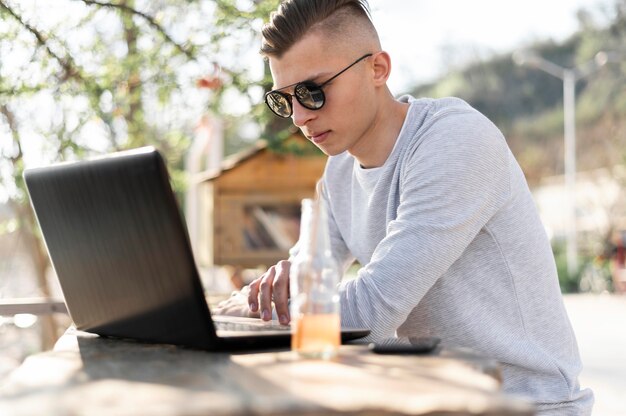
[{"xmin": 23, "ymin": 147, "xmax": 369, "ymax": 351}]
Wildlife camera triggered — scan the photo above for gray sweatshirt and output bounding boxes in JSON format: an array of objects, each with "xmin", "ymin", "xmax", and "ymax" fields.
[{"xmin": 322, "ymin": 96, "xmax": 593, "ymax": 414}]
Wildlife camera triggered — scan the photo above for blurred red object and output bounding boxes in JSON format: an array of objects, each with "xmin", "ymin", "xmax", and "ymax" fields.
[
  {"xmin": 196, "ymin": 76, "xmax": 222, "ymax": 90},
  {"xmin": 196, "ymin": 62, "xmax": 222, "ymax": 90},
  {"xmin": 611, "ymin": 230, "xmax": 626, "ymax": 294}
]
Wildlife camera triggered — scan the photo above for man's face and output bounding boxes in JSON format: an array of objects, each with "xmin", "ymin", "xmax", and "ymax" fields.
[{"xmin": 268, "ymin": 32, "xmax": 376, "ymax": 156}]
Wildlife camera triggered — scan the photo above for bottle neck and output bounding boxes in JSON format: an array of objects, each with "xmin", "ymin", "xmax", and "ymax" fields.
[{"xmin": 299, "ymin": 198, "xmax": 331, "ymax": 258}]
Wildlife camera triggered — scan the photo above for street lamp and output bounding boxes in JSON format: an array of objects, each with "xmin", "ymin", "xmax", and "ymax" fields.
[{"xmin": 512, "ymin": 50, "xmax": 619, "ymax": 277}]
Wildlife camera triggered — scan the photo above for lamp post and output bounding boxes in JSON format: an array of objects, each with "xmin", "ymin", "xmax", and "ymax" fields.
[{"xmin": 512, "ymin": 50, "xmax": 617, "ymax": 278}]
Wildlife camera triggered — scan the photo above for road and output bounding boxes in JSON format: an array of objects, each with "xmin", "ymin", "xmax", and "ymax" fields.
[{"xmin": 563, "ymin": 294, "xmax": 626, "ymax": 416}]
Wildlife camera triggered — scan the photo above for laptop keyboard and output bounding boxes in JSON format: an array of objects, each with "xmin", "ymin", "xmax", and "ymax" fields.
[{"xmin": 214, "ymin": 319, "xmax": 291, "ymax": 332}]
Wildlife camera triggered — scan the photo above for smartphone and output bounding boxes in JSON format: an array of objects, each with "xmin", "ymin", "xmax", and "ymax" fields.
[{"xmin": 369, "ymin": 336, "xmax": 441, "ymax": 355}]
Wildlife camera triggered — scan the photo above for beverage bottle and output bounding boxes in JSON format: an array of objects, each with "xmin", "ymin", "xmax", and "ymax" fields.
[{"xmin": 290, "ymin": 197, "xmax": 341, "ymax": 359}]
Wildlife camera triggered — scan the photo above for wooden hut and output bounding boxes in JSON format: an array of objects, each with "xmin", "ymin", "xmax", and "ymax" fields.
[{"xmin": 195, "ymin": 135, "xmax": 326, "ymax": 269}]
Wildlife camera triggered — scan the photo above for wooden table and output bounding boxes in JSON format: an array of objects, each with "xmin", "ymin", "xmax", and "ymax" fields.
[{"xmin": 0, "ymin": 328, "xmax": 534, "ymax": 416}]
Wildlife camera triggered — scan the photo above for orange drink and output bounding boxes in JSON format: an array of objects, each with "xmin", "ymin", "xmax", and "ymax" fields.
[{"xmin": 291, "ymin": 313, "xmax": 340, "ymax": 359}]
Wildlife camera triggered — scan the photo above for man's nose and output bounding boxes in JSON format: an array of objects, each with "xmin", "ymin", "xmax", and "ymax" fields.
[{"xmin": 291, "ymin": 99, "xmax": 316, "ymax": 128}]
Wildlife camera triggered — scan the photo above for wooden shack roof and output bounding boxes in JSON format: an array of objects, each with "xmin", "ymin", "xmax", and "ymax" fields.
[
  {"xmin": 198, "ymin": 140, "xmax": 268, "ymax": 182},
  {"xmin": 196, "ymin": 135, "xmax": 326, "ymax": 188}
]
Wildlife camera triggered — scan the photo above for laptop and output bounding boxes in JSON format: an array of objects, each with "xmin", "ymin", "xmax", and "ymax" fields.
[{"xmin": 23, "ymin": 147, "xmax": 369, "ymax": 351}]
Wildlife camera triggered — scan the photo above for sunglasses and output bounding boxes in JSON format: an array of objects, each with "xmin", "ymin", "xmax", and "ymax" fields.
[{"xmin": 264, "ymin": 53, "xmax": 373, "ymax": 118}]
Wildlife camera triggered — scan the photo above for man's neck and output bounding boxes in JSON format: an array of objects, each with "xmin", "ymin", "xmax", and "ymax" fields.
[{"xmin": 349, "ymin": 95, "xmax": 410, "ymax": 169}]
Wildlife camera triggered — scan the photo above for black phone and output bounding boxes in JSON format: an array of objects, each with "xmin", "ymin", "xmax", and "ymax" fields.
[{"xmin": 369, "ymin": 337, "xmax": 441, "ymax": 355}]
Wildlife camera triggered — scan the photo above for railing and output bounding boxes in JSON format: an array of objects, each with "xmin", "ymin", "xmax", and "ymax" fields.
[
  {"xmin": 0, "ymin": 297, "xmax": 67, "ymax": 316},
  {"xmin": 0, "ymin": 297, "xmax": 69, "ymax": 351}
]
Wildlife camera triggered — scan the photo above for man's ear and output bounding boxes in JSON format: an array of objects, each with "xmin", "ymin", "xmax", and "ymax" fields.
[{"xmin": 371, "ymin": 51, "xmax": 391, "ymax": 86}]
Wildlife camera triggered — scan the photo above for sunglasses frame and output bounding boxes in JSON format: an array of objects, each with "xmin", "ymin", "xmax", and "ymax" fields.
[{"xmin": 264, "ymin": 53, "xmax": 373, "ymax": 118}]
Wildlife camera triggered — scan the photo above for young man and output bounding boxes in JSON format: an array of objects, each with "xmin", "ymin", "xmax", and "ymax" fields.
[{"xmin": 215, "ymin": 0, "xmax": 593, "ymax": 413}]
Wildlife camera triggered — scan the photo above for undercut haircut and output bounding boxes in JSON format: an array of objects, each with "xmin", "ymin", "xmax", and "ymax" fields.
[{"xmin": 261, "ymin": 0, "xmax": 377, "ymax": 58}]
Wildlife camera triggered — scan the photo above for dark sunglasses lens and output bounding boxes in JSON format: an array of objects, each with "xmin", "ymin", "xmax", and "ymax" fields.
[
  {"xmin": 266, "ymin": 92, "xmax": 292, "ymax": 117},
  {"xmin": 295, "ymin": 83, "xmax": 325, "ymax": 110}
]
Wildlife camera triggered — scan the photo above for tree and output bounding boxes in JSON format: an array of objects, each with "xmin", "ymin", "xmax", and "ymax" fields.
[
  {"xmin": 410, "ymin": 0, "xmax": 626, "ymax": 185},
  {"xmin": 0, "ymin": 0, "xmax": 286, "ymax": 348}
]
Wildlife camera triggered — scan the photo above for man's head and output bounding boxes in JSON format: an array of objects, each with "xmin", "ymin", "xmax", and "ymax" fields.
[{"xmin": 261, "ymin": 0, "xmax": 396, "ymax": 161}]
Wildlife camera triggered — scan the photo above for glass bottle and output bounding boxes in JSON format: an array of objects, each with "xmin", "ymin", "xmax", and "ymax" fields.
[{"xmin": 290, "ymin": 197, "xmax": 340, "ymax": 359}]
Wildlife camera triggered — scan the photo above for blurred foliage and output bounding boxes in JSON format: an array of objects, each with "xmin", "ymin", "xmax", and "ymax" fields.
[
  {"xmin": 0, "ymin": 0, "xmax": 300, "ymax": 198},
  {"xmin": 210, "ymin": 0, "xmax": 296, "ymax": 155},
  {"xmin": 411, "ymin": 0, "xmax": 626, "ymax": 186},
  {"xmin": 553, "ymin": 239, "xmax": 615, "ymax": 294},
  {"xmin": 0, "ymin": 0, "xmax": 298, "ymax": 296},
  {"xmin": 0, "ymin": 0, "xmax": 306, "ymax": 211},
  {"xmin": 552, "ymin": 241, "xmax": 583, "ymax": 293}
]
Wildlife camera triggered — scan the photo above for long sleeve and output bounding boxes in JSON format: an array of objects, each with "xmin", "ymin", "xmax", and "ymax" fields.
[
  {"xmin": 321, "ymin": 176, "xmax": 356, "ymax": 275},
  {"xmin": 337, "ymin": 108, "xmax": 510, "ymax": 339}
]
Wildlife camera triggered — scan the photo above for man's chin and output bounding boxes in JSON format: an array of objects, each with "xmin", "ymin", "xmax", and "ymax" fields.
[{"xmin": 314, "ymin": 144, "xmax": 344, "ymax": 157}]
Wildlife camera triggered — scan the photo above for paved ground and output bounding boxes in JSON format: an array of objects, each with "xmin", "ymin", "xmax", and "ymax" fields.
[{"xmin": 563, "ymin": 294, "xmax": 626, "ymax": 416}]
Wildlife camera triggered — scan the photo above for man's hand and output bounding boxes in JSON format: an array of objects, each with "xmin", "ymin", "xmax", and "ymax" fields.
[
  {"xmin": 213, "ymin": 287, "xmax": 260, "ymax": 318},
  {"xmin": 248, "ymin": 260, "xmax": 291, "ymax": 324}
]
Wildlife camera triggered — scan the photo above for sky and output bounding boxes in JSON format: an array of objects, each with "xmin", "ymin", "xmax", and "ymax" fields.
[{"xmin": 367, "ymin": 0, "xmax": 614, "ymax": 93}]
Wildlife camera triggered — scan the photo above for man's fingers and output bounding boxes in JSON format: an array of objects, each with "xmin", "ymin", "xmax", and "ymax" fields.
[
  {"xmin": 213, "ymin": 290, "xmax": 260, "ymax": 318},
  {"xmin": 248, "ymin": 278, "xmax": 262, "ymax": 312},
  {"xmin": 272, "ymin": 260, "xmax": 291, "ymax": 324},
  {"xmin": 258, "ymin": 266, "xmax": 276, "ymax": 321},
  {"xmin": 214, "ymin": 299, "xmax": 259, "ymax": 318}
]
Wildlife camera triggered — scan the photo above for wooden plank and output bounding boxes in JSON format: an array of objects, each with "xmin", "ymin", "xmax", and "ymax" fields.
[
  {"xmin": 0, "ymin": 298, "xmax": 68, "ymax": 316},
  {"xmin": 0, "ymin": 328, "xmax": 535, "ymax": 416},
  {"xmin": 214, "ymin": 154, "xmax": 326, "ymax": 193}
]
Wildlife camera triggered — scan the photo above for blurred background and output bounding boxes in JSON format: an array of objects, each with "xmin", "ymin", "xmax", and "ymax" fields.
[{"xmin": 1, "ymin": 0, "xmax": 625, "ymax": 413}]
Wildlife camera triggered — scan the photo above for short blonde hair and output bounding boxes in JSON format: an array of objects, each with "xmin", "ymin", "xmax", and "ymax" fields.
[{"xmin": 261, "ymin": 0, "xmax": 375, "ymax": 58}]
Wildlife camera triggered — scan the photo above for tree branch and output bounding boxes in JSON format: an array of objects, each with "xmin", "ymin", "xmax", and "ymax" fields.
[
  {"xmin": 0, "ymin": 104, "xmax": 23, "ymax": 164},
  {"xmin": 0, "ymin": 84, "xmax": 50, "ymax": 97},
  {"xmin": 77, "ymin": 0, "xmax": 195, "ymax": 60},
  {"xmin": 0, "ymin": 0, "xmax": 88, "ymax": 84}
]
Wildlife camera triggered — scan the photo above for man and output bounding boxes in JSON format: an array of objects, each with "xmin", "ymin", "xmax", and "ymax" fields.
[{"xmin": 215, "ymin": 0, "xmax": 593, "ymax": 413}]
